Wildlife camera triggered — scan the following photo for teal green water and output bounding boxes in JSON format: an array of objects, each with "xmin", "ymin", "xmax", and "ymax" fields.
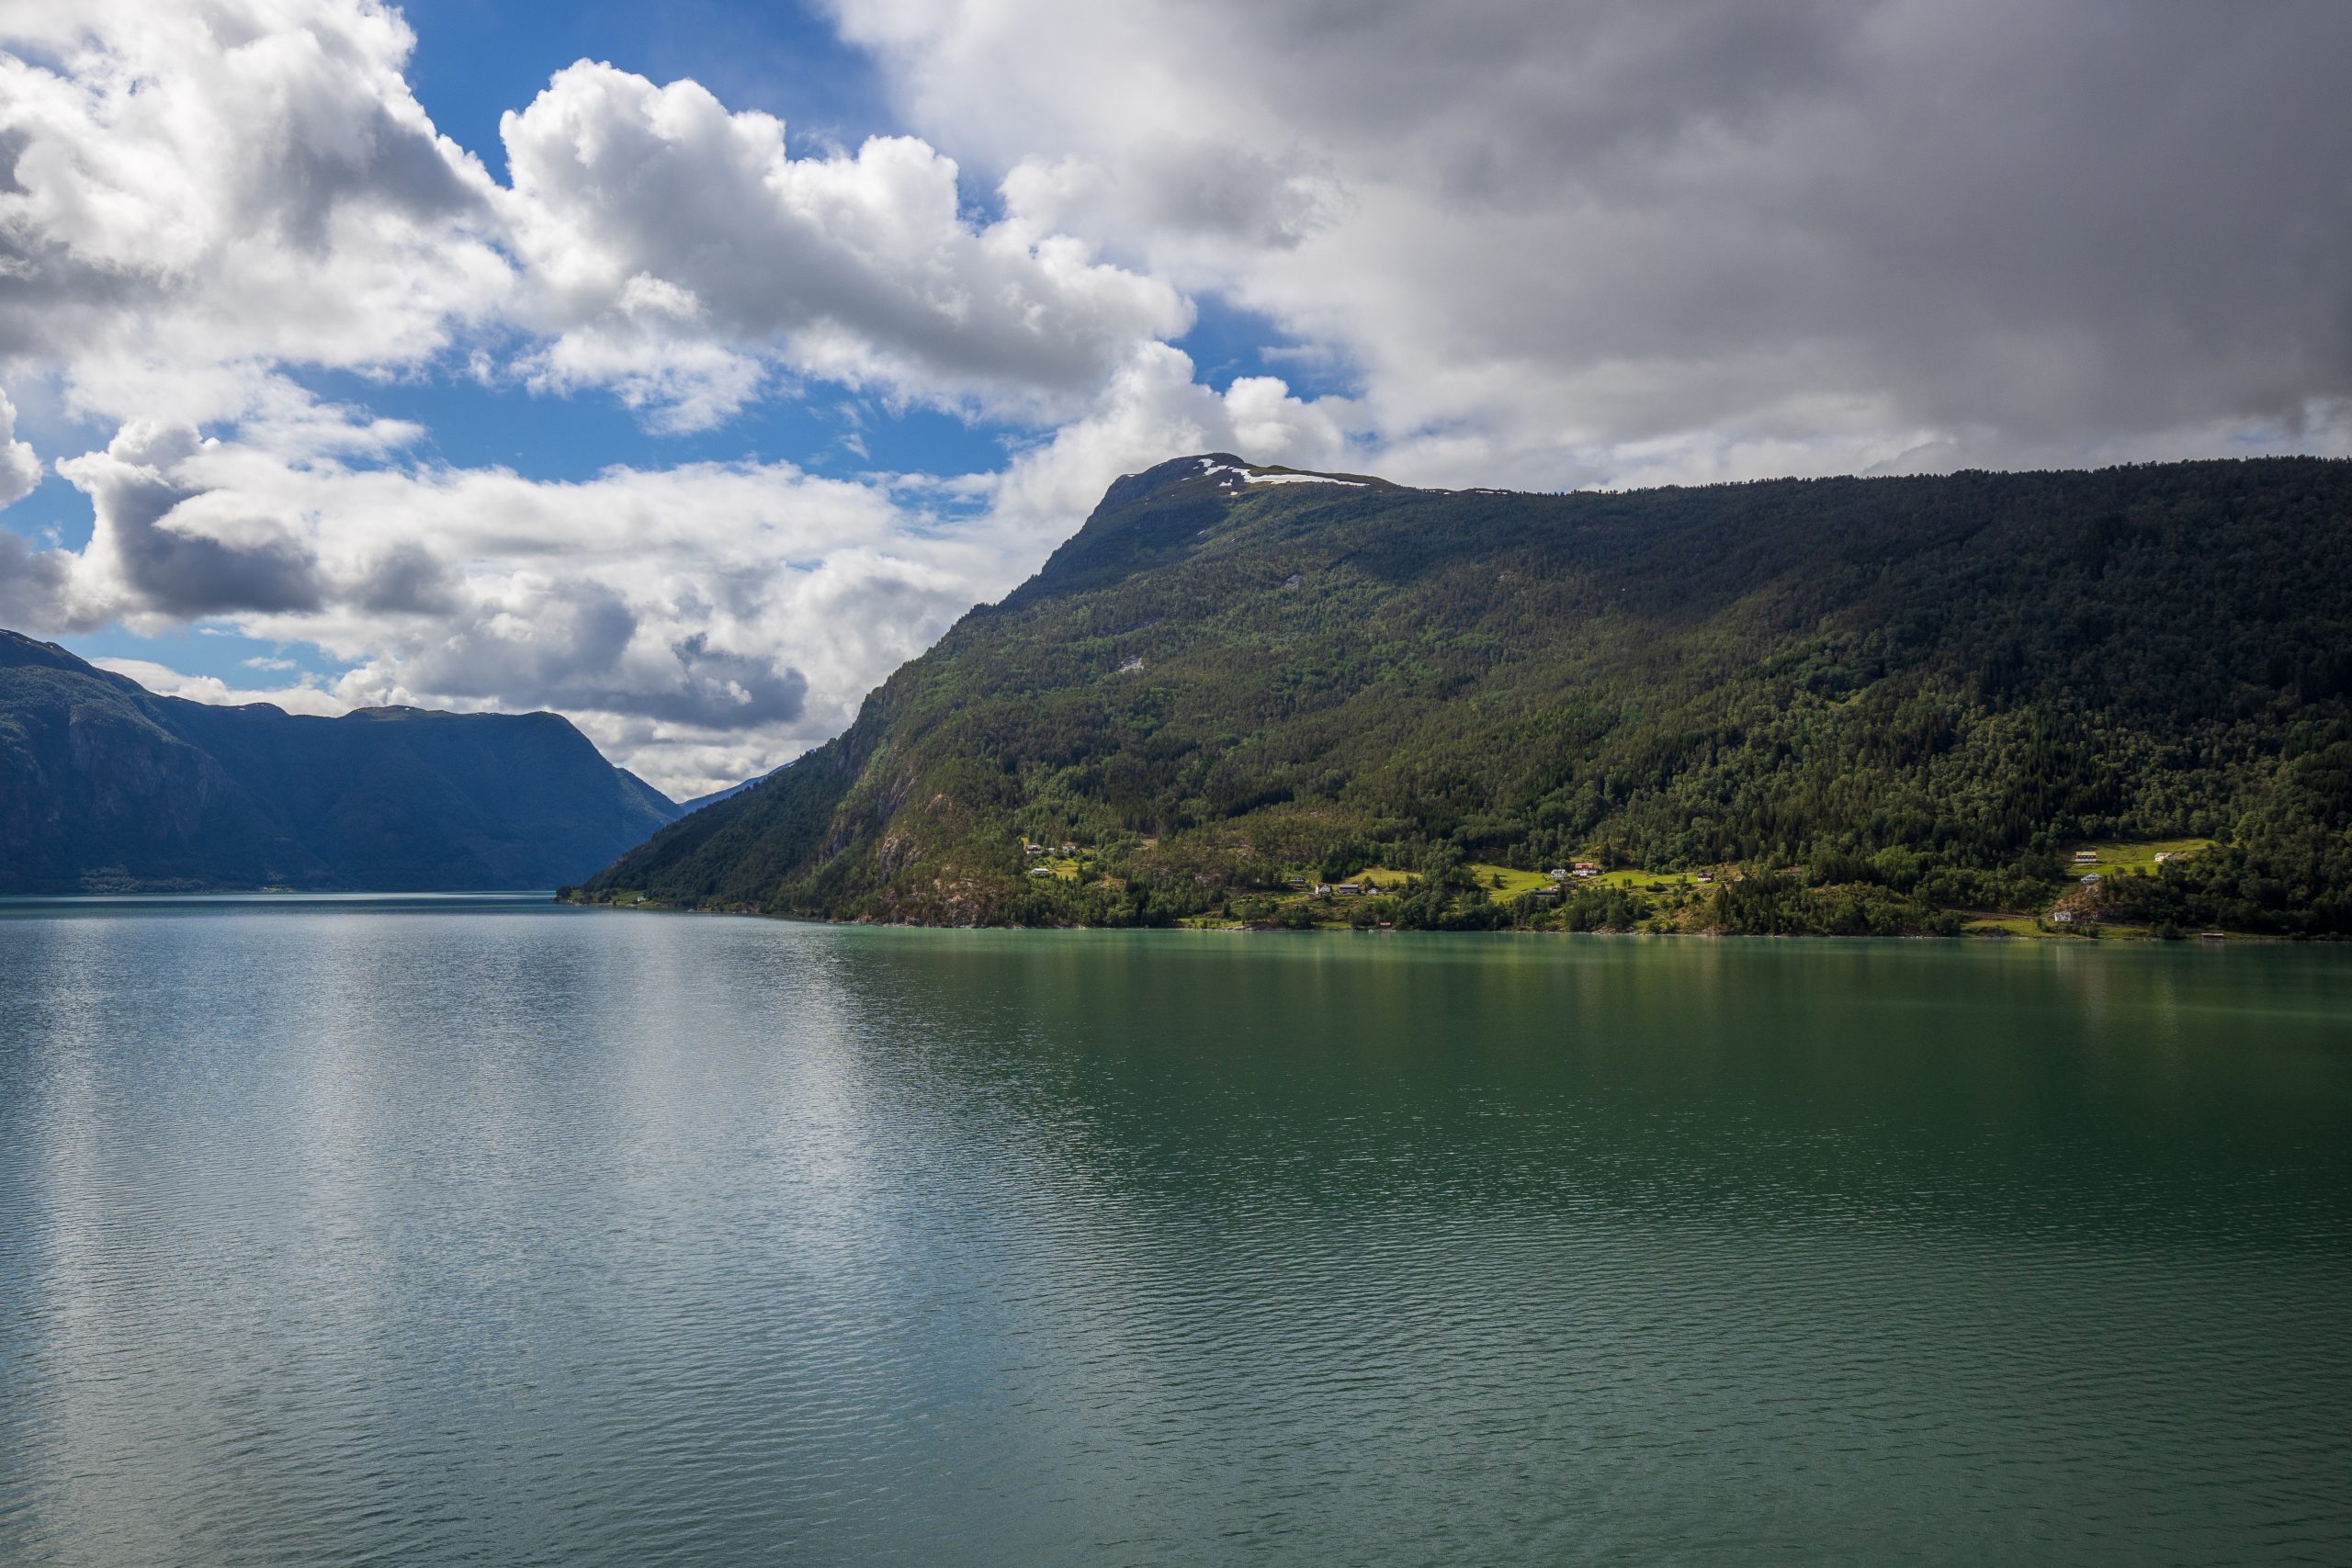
[{"xmin": 2, "ymin": 898, "xmax": 2347, "ymax": 1565}]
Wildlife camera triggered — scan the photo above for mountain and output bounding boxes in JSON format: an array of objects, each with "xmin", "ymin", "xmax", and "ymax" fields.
[
  {"xmin": 675, "ymin": 770, "xmax": 778, "ymax": 815},
  {"xmin": 577, "ymin": 454, "xmax": 2352, "ymax": 936},
  {"xmin": 0, "ymin": 631, "xmax": 681, "ymax": 892}
]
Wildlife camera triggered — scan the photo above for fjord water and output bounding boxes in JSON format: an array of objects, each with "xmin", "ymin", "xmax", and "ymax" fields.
[{"xmin": 1, "ymin": 900, "xmax": 2346, "ymax": 1566}]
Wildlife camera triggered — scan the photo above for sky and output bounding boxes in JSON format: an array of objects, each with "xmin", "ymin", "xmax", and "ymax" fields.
[{"xmin": 2, "ymin": 1, "xmax": 2348, "ymax": 797}]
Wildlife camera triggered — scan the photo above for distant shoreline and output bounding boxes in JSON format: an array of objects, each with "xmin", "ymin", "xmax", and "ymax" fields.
[{"xmin": 560, "ymin": 897, "xmax": 2323, "ymax": 944}]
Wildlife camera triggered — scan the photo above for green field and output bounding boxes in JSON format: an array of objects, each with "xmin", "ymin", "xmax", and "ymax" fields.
[
  {"xmin": 1962, "ymin": 914, "xmax": 2079, "ymax": 939},
  {"xmin": 1592, "ymin": 867, "xmax": 1708, "ymax": 893},
  {"xmin": 1466, "ymin": 863, "xmax": 1555, "ymax": 899},
  {"xmin": 2065, "ymin": 838, "xmax": 2214, "ymax": 876}
]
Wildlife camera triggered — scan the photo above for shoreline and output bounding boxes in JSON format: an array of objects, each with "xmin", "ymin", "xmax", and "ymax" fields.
[{"xmin": 559, "ymin": 896, "xmax": 2322, "ymax": 944}]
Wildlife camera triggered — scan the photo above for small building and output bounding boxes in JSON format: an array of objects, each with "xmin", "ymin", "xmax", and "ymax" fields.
[
  {"xmin": 1548, "ymin": 868, "xmax": 1570, "ymax": 881},
  {"xmin": 2051, "ymin": 909, "xmax": 2075, "ymax": 925},
  {"xmin": 1028, "ymin": 866, "xmax": 1054, "ymax": 877},
  {"xmin": 1695, "ymin": 872, "xmax": 1714, "ymax": 885},
  {"xmin": 1286, "ymin": 875, "xmax": 1306, "ymax": 887},
  {"xmin": 2199, "ymin": 931, "xmax": 2225, "ymax": 942},
  {"xmin": 1313, "ymin": 884, "xmax": 1333, "ymax": 897},
  {"xmin": 1530, "ymin": 886, "xmax": 1559, "ymax": 900},
  {"xmin": 1336, "ymin": 882, "xmax": 1363, "ymax": 896},
  {"xmin": 2074, "ymin": 851, "xmax": 2099, "ymax": 863},
  {"xmin": 2080, "ymin": 872, "xmax": 2101, "ymax": 885},
  {"xmin": 2154, "ymin": 852, "xmax": 2176, "ymax": 864},
  {"xmin": 1024, "ymin": 843, "xmax": 1046, "ymax": 857},
  {"xmin": 1059, "ymin": 842, "xmax": 1078, "ymax": 854},
  {"xmin": 1572, "ymin": 861, "xmax": 1600, "ymax": 874}
]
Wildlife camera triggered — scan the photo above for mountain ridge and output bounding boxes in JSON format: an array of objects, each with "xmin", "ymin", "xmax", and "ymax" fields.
[
  {"xmin": 0, "ymin": 630, "xmax": 681, "ymax": 892},
  {"xmin": 586, "ymin": 452, "xmax": 2351, "ymax": 934}
]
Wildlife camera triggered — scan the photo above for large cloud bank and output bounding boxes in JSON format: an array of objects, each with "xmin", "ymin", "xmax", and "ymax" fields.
[
  {"xmin": 839, "ymin": 0, "xmax": 2352, "ymax": 486},
  {"xmin": 3, "ymin": 0, "xmax": 2347, "ymax": 792}
]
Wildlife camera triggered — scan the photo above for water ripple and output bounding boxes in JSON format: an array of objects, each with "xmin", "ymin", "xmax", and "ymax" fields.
[{"xmin": 1, "ymin": 907, "xmax": 2347, "ymax": 1564}]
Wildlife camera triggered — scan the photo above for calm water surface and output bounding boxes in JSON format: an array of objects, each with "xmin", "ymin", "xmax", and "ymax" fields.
[{"xmin": 1, "ymin": 897, "xmax": 2347, "ymax": 1565}]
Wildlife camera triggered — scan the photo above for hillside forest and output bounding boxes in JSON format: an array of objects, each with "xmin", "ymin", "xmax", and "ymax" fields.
[{"xmin": 576, "ymin": 456, "xmax": 2352, "ymax": 939}]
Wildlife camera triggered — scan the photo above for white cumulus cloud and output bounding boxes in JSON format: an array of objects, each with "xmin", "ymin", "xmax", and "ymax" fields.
[
  {"xmin": 0, "ymin": 0, "xmax": 511, "ymax": 426},
  {"xmin": 0, "ymin": 390, "xmax": 39, "ymax": 508},
  {"xmin": 7, "ymin": 432, "xmax": 1018, "ymax": 795},
  {"xmin": 498, "ymin": 61, "xmax": 1193, "ymax": 428}
]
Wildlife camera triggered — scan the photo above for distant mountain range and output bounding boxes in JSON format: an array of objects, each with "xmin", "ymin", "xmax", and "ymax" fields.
[
  {"xmin": 576, "ymin": 454, "xmax": 2352, "ymax": 936},
  {"xmin": 0, "ymin": 631, "xmax": 681, "ymax": 893}
]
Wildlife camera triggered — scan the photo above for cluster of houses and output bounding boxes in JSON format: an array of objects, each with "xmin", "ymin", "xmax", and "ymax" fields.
[
  {"xmin": 1258, "ymin": 855, "xmax": 1736, "ymax": 904},
  {"xmin": 1023, "ymin": 840, "xmax": 1081, "ymax": 877},
  {"xmin": 2056, "ymin": 849, "xmax": 2217, "ymax": 934},
  {"xmin": 1540, "ymin": 861, "xmax": 1716, "ymax": 888},
  {"xmin": 2049, "ymin": 850, "xmax": 2106, "ymax": 923}
]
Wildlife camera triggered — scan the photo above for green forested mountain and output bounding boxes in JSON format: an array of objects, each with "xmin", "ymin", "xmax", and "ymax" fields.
[
  {"xmin": 0, "ymin": 631, "xmax": 681, "ymax": 892},
  {"xmin": 580, "ymin": 455, "xmax": 2352, "ymax": 935}
]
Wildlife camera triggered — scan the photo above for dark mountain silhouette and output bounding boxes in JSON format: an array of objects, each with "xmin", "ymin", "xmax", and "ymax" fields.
[{"xmin": 0, "ymin": 630, "xmax": 681, "ymax": 892}]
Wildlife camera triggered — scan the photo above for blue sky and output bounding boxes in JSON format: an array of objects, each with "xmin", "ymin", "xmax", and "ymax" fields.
[
  {"xmin": 2, "ymin": 1, "xmax": 2346, "ymax": 793},
  {"xmin": 399, "ymin": 0, "xmax": 896, "ymax": 165}
]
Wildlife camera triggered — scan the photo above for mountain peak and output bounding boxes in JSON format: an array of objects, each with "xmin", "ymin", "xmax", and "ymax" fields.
[
  {"xmin": 1096, "ymin": 454, "xmax": 1392, "ymax": 513},
  {"xmin": 0, "ymin": 628, "xmax": 98, "ymax": 675}
]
